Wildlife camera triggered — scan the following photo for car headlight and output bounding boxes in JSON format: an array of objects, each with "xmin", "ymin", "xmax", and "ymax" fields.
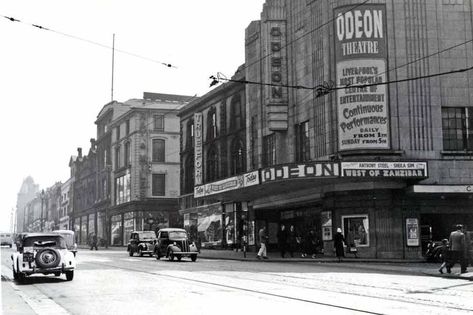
[{"xmin": 173, "ymin": 242, "xmax": 177, "ymax": 246}]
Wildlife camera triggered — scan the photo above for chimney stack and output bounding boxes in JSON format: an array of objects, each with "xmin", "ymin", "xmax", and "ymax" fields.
[
  {"xmin": 77, "ymin": 147, "xmax": 82, "ymax": 158},
  {"xmin": 90, "ymin": 138, "xmax": 96, "ymax": 150}
]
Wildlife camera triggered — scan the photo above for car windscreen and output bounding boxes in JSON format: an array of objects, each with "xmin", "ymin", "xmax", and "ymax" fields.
[
  {"xmin": 138, "ymin": 231, "xmax": 157, "ymax": 240},
  {"xmin": 23, "ymin": 236, "xmax": 66, "ymax": 249},
  {"xmin": 168, "ymin": 231, "xmax": 187, "ymax": 239}
]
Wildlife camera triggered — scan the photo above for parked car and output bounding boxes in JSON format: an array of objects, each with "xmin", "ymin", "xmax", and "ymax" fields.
[
  {"xmin": 154, "ymin": 228, "xmax": 198, "ymax": 262},
  {"xmin": 51, "ymin": 230, "xmax": 78, "ymax": 256},
  {"xmin": 1, "ymin": 232, "xmax": 13, "ymax": 248},
  {"xmin": 11, "ymin": 233, "xmax": 76, "ymax": 282},
  {"xmin": 127, "ymin": 231, "xmax": 157, "ymax": 257}
]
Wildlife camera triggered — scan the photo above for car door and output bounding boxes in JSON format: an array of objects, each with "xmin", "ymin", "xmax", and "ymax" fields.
[{"xmin": 158, "ymin": 231, "xmax": 169, "ymax": 254}]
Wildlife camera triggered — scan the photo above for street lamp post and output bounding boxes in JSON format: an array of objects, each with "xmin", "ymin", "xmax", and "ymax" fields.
[{"xmin": 40, "ymin": 189, "xmax": 45, "ymax": 232}]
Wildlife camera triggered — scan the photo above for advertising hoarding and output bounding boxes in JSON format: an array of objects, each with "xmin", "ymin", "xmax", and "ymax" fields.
[
  {"xmin": 334, "ymin": 4, "xmax": 390, "ymax": 151},
  {"xmin": 194, "ymin": 113, "xmax": 203, "ymax": 185}
]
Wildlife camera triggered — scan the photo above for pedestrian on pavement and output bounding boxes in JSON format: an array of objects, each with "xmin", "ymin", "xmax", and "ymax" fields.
[
  {"xmin": 305, "ymin": 229, "xmax": 320, "ymax": 259},
  {"xmin": 334, "ymin": 228, "xmax": 346, "ymax": 262},
  {"xmin": 90, "ymin": 233, "xmax": 98, "ymax": 251},
  {"xmin": 447, "ymin": 224, "xmax": 467, "ymax": 274},
  {"xmin": 257, "ymin": 226, "xmax": 269, "ymax": 260},
  {"xmin": 287, "ymin": 225, "xmax": 298, "ymax": 258},
  {"xmin": 277, "ymin": 224, "xmax": 288, "ymax": 258},
  {"xmin": 436, "ymin": 239, "xmax": 450, "ymax": 274}
]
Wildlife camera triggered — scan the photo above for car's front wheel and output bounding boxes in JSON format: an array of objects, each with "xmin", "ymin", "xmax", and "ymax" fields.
[
  {"xmin": 128, "ymin": 247, "xmax": 133, "ymax": 256},
  {"xmin": 191, "ymin": 254, "xmax": 197, "ymax": 262},
  {"xmin": 65, "ymin": 270, "xmax": 74, "ymax": 281},
  {"xmin": 155, "ymin": 250, "xmax": 161, "ymax": 260},
  {"xmin": 168, "ymin": 250, "xmax": 175, "ymax": 261},
  {"xmin": 138, "ymin": 248, "xmax": 144, "ymax": 257}
]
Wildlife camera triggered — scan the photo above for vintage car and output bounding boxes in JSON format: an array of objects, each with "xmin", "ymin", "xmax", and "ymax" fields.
[
  {"xmin": 51, "ymin": 230, "xmax": 78, "ymax": 256},
  {"xmin": 11, "ymin": 233, "xmax": 76, "ymax": 281},
  {"xmin": 127, "ymin": 231, "xmax": 157, "ymax": 257},
  {"xmin": 154, "ymin": 228, "xmax": 198, "ymax": 262},
  {"xmin": 1, "ymin": 232, "xmax": 13, "ymax": 248}
]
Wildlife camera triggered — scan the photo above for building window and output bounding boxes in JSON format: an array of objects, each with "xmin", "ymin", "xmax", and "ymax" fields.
[
  {"xmin": 230, "ymin": 96, "xmax": 243, "ymax": 131},
  {"xmin": 116, "ymin": 126, "xmax": 120, "ymax": 141},
  {"xmin": 154, "ymin": 115, "xmax": 164, "ymax": 131},
  {"xmin": 126, "ymin": 119, "xmax": 130, "ymax": 135},
  {"xmin": 184, "ymin": 155, "xmax": 194, "ymax": 194},
  {"xmin": 104, "ymin": 149, "xmax": 108, "ymax": 169},
  {"xmin": 152, "ymin": 139, "xmax": 165, "ymax": 162},
  {"xmin": 152, "ymin": 174, "xmax": 166, "ymax": 196},
  {"xmin": 230, "ymin": 138, "xmax": 246, "ymax": 175},
  {"xmin": 442, "ymin": 107, "xmax": 473, "ymax": 151},
  {"xmin": 207, "ymin": 107, "xmax": 218, "ymax": 141},
  {"xmin": 262, "ymin": 134, "xmax": 276, "ymax": 167},
  {"xmin": 186, "ymin": 119, "xmax": 194, "ymax": 149},
  {"xmin": 124, "ymin": 142, "xmax": 130, "ymax": 166},
  {"xmin": 115, "ymin": 173, "xmax": 130, "ymax": 205},
  {"xmin": 295, "ymin": 121, "xmax": 310, "ymax": 162},
  {"xmin": 206, "ymin": 148, "xmax": 218, "ymax": 182},
  {"xmin": 115, "ymin": 146, "xmax": 121, "ymax": 169},
  {"xmin": 342, "ymin": 215, "xmax": 369, "ymax": 247}
]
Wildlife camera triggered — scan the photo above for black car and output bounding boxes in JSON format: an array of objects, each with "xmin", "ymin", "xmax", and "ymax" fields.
[
  {"xmin": 127, "ymin": 231, "xmax": 157, "ymax": 257},
  {"xmin": 154, "ymin": 228, "xmax": 198, "ymax": 262}
]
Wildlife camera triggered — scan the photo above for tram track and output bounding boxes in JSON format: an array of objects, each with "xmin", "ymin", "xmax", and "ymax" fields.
[{"xmin": 85, "ymin": 259, "xmax": 473, "ymax": 314}]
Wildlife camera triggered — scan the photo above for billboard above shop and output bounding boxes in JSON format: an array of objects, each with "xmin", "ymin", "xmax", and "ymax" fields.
[
  {"xmin": 341, "ymin": 162, "xmax": 428, "ymax": 178},
  {"xmin": 194, "ymin": 171, "xmax": 259, "ymax": 198}
]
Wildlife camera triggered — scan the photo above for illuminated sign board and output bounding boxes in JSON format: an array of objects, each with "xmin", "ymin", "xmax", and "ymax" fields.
[{"xmin": 261, "ymin": 162, "xmax": 339, "ymax": 183}]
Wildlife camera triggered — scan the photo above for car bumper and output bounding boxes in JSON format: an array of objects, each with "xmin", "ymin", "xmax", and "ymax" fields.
[
  {"xmin": 173, "ymin": 252, "xmax": 198, "ymax": 256},
  {"xmin": 19, "ymin": 263, "xmax": 75, "ymax": 275}
]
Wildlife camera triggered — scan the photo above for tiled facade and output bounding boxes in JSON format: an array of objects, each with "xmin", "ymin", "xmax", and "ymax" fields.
[{"xmin": 182, "ymin": 0, "xmax": 473, "ymax": 258}]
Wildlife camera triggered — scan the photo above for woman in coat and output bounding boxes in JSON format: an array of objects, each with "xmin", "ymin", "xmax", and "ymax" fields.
[{"xmin": 334, "ymin": 228, "xmax": 346, "ymax": 262}]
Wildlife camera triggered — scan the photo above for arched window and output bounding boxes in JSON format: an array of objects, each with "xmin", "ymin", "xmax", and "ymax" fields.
[
  {"xmin": 206, "ymin": 147, "xmax": 218, "ymax": 182},
  {"xmin": 207, "ymin": 107, "xmax": 217, "ymax": 141},
  {"xmin": 230, "ymin": 96, "xmax": 243, "ymax": 131},
  {"xmin": 230, "ymin": 138, "xmax": 246, "ymax": 176},
  {"xmin": 184, "ymin": 155, "xmax": 194, "ymax": 194}
]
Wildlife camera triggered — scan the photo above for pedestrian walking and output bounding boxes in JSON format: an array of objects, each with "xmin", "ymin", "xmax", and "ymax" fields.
[
  {"xmin": 90, "ymin": 233, "xmax": 98, "ymax": 251},
  {"xmin": 447, "ymin": 224, "xmax": 467, "ymax": 274},
  {"xmin": 277, "ymin": 224, "xmax": 288, "ymax": 258},
  {"xmin": 256, "ymin": 226, "xmax": 268, "ymax": 260},
  {"xmin": 287, "ymin": 225, "xmax": 298, "ymax": 258},
  {"xmin": 436, "ymin": 239, "xmax": 449, "ymax": 274},
  {"xmin": 305, "ymin": 229, "xmax": 320, "ymax": 259},
  {"xmin": 334, "ymin": 228, "xmax": 346, "ymax": 262}
]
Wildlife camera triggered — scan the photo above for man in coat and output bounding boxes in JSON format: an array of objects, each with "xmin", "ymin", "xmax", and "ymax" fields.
[{"xmin": 447, "ymin": 224, "xmax": 467, "ymax": 274}]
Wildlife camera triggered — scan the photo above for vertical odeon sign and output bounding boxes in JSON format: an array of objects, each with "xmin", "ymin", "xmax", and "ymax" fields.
[
  {"xmin": 194, "ymin": 113, "xmax": 203, "ymax": 185},
  {"xmin": 334, "ymin": 4, "xmax": 390, "ymax": 151}
]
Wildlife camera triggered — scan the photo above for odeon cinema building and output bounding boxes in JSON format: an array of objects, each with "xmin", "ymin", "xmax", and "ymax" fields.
[{"xmin": 178, "ymin": 0, "xmax": 473, "ymax": 259}]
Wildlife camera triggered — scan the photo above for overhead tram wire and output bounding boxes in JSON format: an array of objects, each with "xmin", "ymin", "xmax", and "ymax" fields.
[{"xmin": 0, "ymin": 14, "xmax": 176, "ymax": 69}]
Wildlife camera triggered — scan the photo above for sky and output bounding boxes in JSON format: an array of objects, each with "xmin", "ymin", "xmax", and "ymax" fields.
[{"xmin": 0, "ymin": 0, "xmax": 266, "ymax": 232}]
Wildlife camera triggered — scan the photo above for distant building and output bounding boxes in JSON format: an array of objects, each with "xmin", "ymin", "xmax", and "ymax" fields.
[{"xmin": 15, "ymin": 176, "xmax": 39, "ymax": 233}]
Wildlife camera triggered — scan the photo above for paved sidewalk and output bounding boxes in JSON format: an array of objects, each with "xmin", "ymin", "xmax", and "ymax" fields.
[{"xmin": 77, "ymin": 245, "xmax": 473, "ymax": 281}]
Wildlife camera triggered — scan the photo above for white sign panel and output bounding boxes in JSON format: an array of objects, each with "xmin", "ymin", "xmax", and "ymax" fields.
[
  {"xmin": 194, "ymin": 171, "xmax": 259, "ymax": 198},
  {"xmin": 341, "ymin": 162, "xmax": 428, "ymax": 178}
]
